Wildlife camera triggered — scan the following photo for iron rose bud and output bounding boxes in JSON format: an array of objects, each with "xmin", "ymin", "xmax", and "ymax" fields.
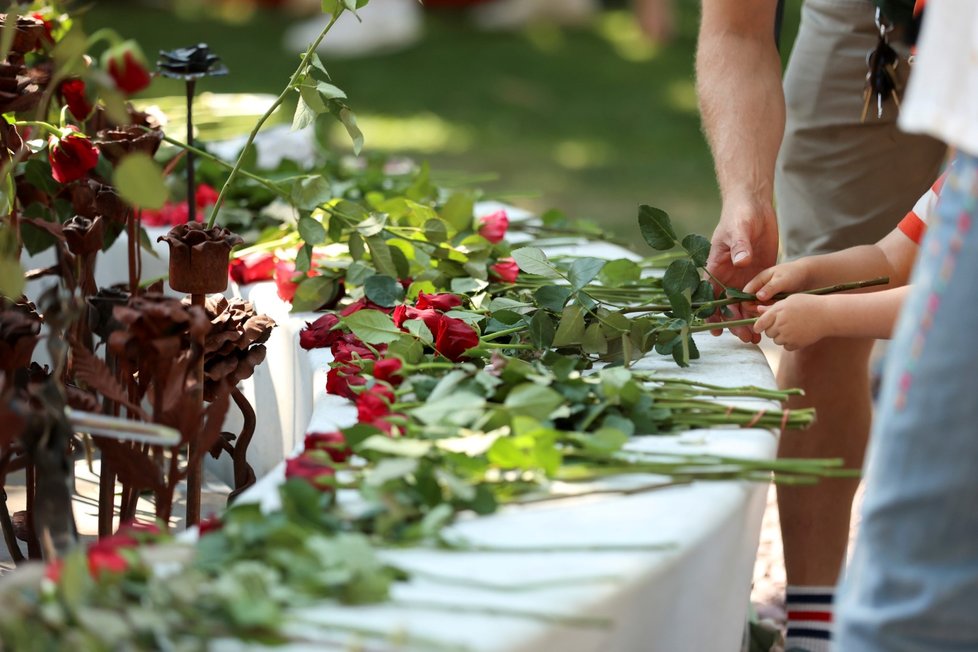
[
  {"xmin": 48, "ymin": 126, "xmax": 100, "ymax": 184},
  {"xmin": 478, "ymin": 209, "xmax": 509, "ymax": 244},
  {"xmin": 102, "ymin": 40, "xmax": 152, "ymax": 94}
]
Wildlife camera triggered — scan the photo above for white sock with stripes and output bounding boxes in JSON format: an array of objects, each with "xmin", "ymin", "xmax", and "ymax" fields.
[{"xmin": 783, "ymin": 585, "xmax": 834, "ymax": 652}]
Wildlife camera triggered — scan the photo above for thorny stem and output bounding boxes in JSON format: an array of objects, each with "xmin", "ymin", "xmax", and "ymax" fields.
[{"xmin": 206, "ymin": 10, "xmax": 343, "ymax": 227}]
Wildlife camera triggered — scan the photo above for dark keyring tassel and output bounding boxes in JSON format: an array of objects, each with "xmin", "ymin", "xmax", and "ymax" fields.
[{"xmin": 862, "ymin": 9, "xmax": 903, "ymax": 122}]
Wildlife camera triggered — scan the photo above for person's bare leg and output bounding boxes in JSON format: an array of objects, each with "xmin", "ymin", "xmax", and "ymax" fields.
[{"xmin": 776, "ymin": 337, "xmax": 873, "ymax": 585}]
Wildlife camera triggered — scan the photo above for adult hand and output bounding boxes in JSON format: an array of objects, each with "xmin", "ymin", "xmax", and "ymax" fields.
[{"xmin": 706, "ymin": 199, "xmax": 779, "ymax": 343}]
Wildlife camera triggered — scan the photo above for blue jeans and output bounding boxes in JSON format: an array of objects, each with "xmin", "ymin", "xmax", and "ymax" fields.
[{"xmin": 836, "ymin": 153, "xmax": 978, "ymax": 651}]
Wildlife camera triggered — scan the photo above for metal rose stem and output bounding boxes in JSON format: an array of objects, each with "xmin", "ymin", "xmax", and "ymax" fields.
[
  {"xmin": 187, "ymin": 292, "xmax": 204, "ymax": 526},
  {"xmin": 186, "ymin": 79, "xmax": 196, "ymax": 223}
]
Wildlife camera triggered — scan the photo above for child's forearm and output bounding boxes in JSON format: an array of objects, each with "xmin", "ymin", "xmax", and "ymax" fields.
[
  {"xmin": 795, "ymin": 245, "xmax": 900, "ymax": 289},
  {"xmin": 821, "ymin": 286, "xmax": 911, "ymax": 339}
]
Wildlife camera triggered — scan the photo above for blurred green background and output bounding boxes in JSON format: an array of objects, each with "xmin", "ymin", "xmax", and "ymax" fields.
[{"xmin": 83, "ymin": 0, "xmax": 801, "ymax": 243}]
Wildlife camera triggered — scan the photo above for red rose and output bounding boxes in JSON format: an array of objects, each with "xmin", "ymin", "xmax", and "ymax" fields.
[
  {"xmin": 48, "ymin": 127, "xmax": 100, "ymax": 184},
  {"xmin": 141, "ymin": 201, "xmax": 189, "ymax": 227},
  {"xmin": 415, "ymin": 292, "xmax": 463, "ymax": 312},
  {"xmin": 285, "ymin": 454, "xmax": 336, "ymax": 493},
  {"xmin": 304, "ymin": 431, "xmax": 352, "ymax": 463},
  {"xmin": 198, "ymin": 514, "xmax": 223, "ymax": 535},
  {"xmin": 103, "ymin": 41, "xmax": 152, "ymax": 94},
  {"xmin": 273, "ymin": 258, "xmax": 308, "ymax": 303},
  {"xmin": 229, "ymin": 251, "xmax": 276, "ymax": 285},
  {"xmin": 195, "ymin": 183, "xmax": 219, "ymax": 207},
  {"xmin": 478, "ymin": 210, "xmax": 509, "ymax": 244},
  {"xmin": 326, "ymin": 365, "xmax": 366, "ymax": 399},
  {"xmin": 60, "ymin": 79, "xmax": 93, "ymax": 120},
  {"xmin": 433, "ymin": 316, "xmax": 480, "ymax": 361},
  {"xmin": 490, "ymin": 257, "xmax": 519, "ymax": 283},
  {"xmin": 84, "ymin": 521, "xmax": 160, "ymax": 578},
  {"xmin": 299, "ymin": 313, "xmax": 342, "ymax": 350},
  {"xmin": 332, "ymin": 340, "xmax": 376, "ymax": 364},
  {"xmin": 392, "ymin": 304, "xmax": 443, "ymax": 333},
  {"xmin": 373, "ymin": 357, "xmax": 404, "ymax": 385},
  {"xmin": 87, "ymin": 546, "xmax": 129, "ymax": 577},
  {"xmin": 340, "ymin": 297, "xmax": 392, "ymax": 316},
  {"xmin": 356, "ymin": 385, "xmax": 396, "ymax": 424},
  {"xmin": 31, "ymin": 11, "xmax": 55, "ymax": 44}
]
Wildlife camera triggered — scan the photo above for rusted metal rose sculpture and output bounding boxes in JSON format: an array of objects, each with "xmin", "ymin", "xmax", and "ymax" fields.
[
  {"xmin": 94, "ymin": 124, "xmax": 163, "ymax": 165},
  {"xmin": 0, "ymin": 14, "xmax": 47, "ymax": 55},
  {"xmin": 158, "ymin": 223, "xmax": 243, "ymax": 295},
  {"xmin": 196, "ymin": 296, "xmax": 275, "ymax": 498},
  {"xmin": 0, "ymin": 302, "xmax": 42, "ymax": 378}
]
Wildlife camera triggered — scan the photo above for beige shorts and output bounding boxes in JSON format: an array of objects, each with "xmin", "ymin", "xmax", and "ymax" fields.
[{"xmin": 776, "ymin": 0, "xmax": 947, "ymax": 260}]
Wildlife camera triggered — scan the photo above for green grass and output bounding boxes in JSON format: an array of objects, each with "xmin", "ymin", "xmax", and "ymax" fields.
[{"xmin": 84, "ymin": 1, "xmax": 801, "ymax": 244}]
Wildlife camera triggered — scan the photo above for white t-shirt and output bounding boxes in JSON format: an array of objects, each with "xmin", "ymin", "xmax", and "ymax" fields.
[{"xmin": 900, "ymin": 0, "xmax": 978, "ymax": 154}]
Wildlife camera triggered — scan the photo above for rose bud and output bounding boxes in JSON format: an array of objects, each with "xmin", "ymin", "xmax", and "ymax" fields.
[
  {"xmin": 102, "ymin": 40, "xmax": 152, "ymax": 94},
  {"xmin": 373, "ymin": 358, "xmax": 404, "ymax": 386},
  {"xmin": 299, "ymin": 313, "xmax": 342, "ymax": 350},
  {"xmin": 478, "ymin": 210, "xmax": 509, "ymax": 244},
  {"xmin": 415, "ymin": 292, "xmax": 463, "ymax": 312},
  {"xmin": 229, "ymin": 251, "xmax": 276, "ymax": 286},
  {"xmin": 304, "ymin": 431, "xmax": 352, "ymax": 464},
  {"xmin": 285, "ymin": 453, "xmax": 336, "ymax": 493},
  {"xmin": 60, "ymin": 78, "xmax": 93, "ymax": 120},
  {"xmin": 48, "ymin": 126, "xmax": 100, "ymax": 184},
  {"xmin": 490, "ymin": 257, "xmax": 519, "ymax": 283}
]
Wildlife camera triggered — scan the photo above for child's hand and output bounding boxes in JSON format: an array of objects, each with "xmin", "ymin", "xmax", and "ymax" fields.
[
  {"xmin": 752, "ymin": 294, "xmax": 832, "ymax": 351},
  {"xmin": 743, "ymin": 260, "xmax": 811, "ymax": 302}
]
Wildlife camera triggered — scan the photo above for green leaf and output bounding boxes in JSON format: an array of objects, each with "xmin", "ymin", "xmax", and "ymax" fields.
[
  {"xmin": 662, "ymin": 258, "xmax": 700, "ymax": 322},
  {"xmin": 638, "ymin": 204, "xmax": 678, "ymax": 250},
  {"xmin": 724, "ymin": 287, "xmax": 756, "ymax": 301},
  {"xmin": 356, "ymin": 214, "xmax": 387, "ymax": 237},
  {"xmin": 292, "ymin": 177, "xmax": 333, "ymax": 211},
  {"xmin": 335, "ymin": 105, "xmax": 364, "ymax": 156},
  {"xmin": 297, "ymin": 215, "xmax": 327, "ymax": 245},
  {"xmin": 423, "ymin": 218, "xmax": 448, "ymax": 243},
  {"xmin": 364, "ymin": 274, "xmax": 404, "ymax": 308},
  {"xmin": 0, "ymin": 256, "xmax": 24, "ymax": 299},
  {"xmin": 295, "ymin": 243, "xmax": 312, "ymax": 272},
  {"xmin": 450, "ymin": 277, "xmax": 489, "ymax": 294},
  {"xmin": 23, "ymin": 158, "xmax": 60, "ymax": 195},
  {"xmin": 365, "ymin": 234, "xmax": 398, "ymax": 278},
  {"xmin": 403, "ymin": 318, "xmax": 433, "ymax": 344},
  {"xmin": 534, "ymin": 285, "xmax": 572, "ymax": 312},
  {"xmin": 568, "ymin": 257, "xmax": 604, "ymax": 292},
  {"xmin": 528, "ymin": 310, "xmax": 555, "ymax": 349},
  {"xmin": 552, "ymin": 304, "xmax": 586, "ymax": 347},
  {"xmin": 299, "ymin": 83, "xmax": 327, "ymax": 113},
  {"xmin": 341, "ymin": 309, "xmax": 403, "ymax": 344},
  {"xmin": 349, "ymin": 232, "xmax": 365, "ymax": 260},
  {"xmin": 316, "ymin": 81, "xmax": 347, "ymax": 101},
  {"xmin": 598, "ymin": 259, "xmax": 641, "ymax": 287},
  {"xmin": 582, "ymin": 322, "xmax": 608, "ymax": 354},
  {"xmin": 682, "ymin": 234, "xmax": 711, "ymax": 267},
  {"xmin": 292, "ymin": 276, "xmax": 338, "ymax": 312},
  {"xmin": 113, "ymin": 153, "xmax": 168, "ymax": 210},
  {"xmin": 365, "ymin": 458, "xmax": 419, "ymax": 486},
  {"xmin": 504, "ymin": 383, "xmax": 564, "ymax": 420},
  {"xmin": 412, "ymin": 392, "xmax": 486, "ymax": 427},
  {"xmin": 440, "ymin": 192, "xmax": 475, "ymax": 233},
  {"xmin": 512, "ymin": 247, "xmax": 560, "ymax": 278},
  {"xmin": 293, "ymin": 95, "xmax": 317, "ymax": 131}
]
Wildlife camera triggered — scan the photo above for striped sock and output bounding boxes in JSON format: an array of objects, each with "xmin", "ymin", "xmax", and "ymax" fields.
[{"xmin": 783, "ymin": 585, "xmax": 834, "ymax": 652}]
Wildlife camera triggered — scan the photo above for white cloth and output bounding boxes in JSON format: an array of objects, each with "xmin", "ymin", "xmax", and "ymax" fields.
[{"xmin": 900, "ymin": 0, "xmax": 978, "ymax": 153}]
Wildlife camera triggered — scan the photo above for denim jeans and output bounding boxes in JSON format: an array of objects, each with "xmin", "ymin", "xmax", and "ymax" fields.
[{"xmin": 835, "ymin": 152, "xmax": 978, "ymax": 651}]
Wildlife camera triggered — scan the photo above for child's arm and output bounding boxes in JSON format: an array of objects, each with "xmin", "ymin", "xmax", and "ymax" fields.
[
  {"xmin": 751, "ymin": 286, "xmax": 910, "ymax": 350},
  {"xmin": 743, "ymin": 228, "xmax": 918, "ymax": 301}
]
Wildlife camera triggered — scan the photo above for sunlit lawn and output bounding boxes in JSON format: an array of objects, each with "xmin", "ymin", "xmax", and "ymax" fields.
[{"xmin": 85, "ymin": 1, "xmax": 800, "ymax": 244}]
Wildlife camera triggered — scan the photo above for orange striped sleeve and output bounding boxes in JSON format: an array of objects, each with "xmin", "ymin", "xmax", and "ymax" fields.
[{"xmin": 897, "ymin": 171, "xmax": 948, "ymax": 244}]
